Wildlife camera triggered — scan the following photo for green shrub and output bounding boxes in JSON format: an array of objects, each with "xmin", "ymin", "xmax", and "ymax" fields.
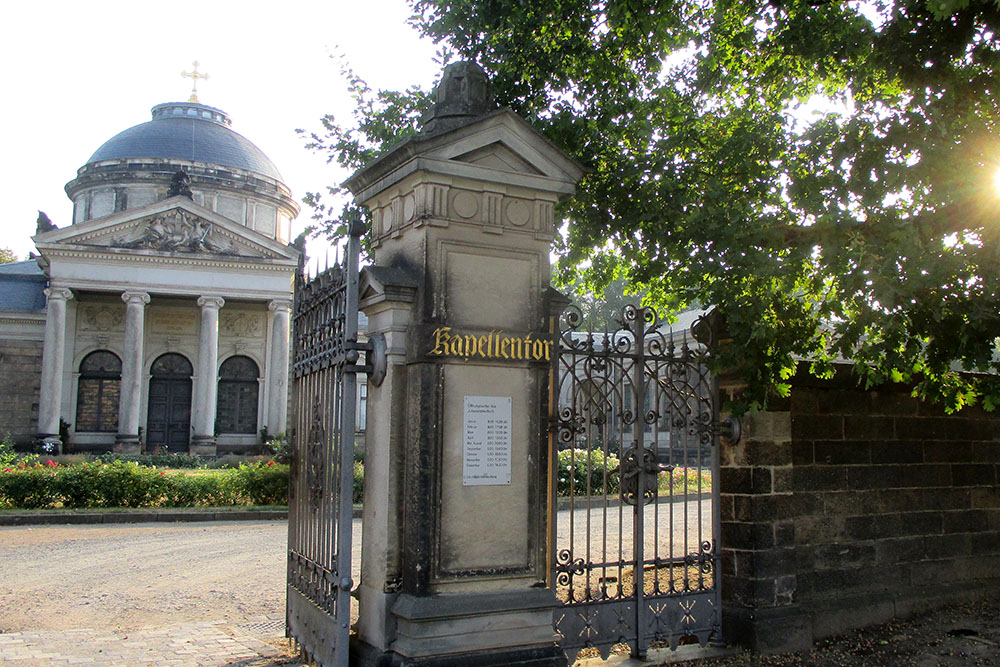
[
  {"xmin": 93, "ymin": 461, "xmax": 165, "ymax": 507},
  {"xmin": 557, "ymin": 448, "xmax": 621, "ymax": 497},
  {"xmin": 353, "ymin": 460, "xmax": 364, "ymax": 504},
  {"xmin": 55, "ymin": 464, "xmax": 103, "ymax": 508},
  {"xmin": 232, "ymin": 462, "xmax": 289, "ymax": 505},
  {"xmin": 161, "ymin": 471, "xmax": 239, "ymax": 507},
  {"xmin": 0, "ymin": 465, "xmax": 59, "ymax": 508}
]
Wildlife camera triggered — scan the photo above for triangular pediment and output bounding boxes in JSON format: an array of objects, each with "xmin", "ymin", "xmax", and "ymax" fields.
[
  {"xmin": 33, "ymin": 197, "xmax": 300, "ymax": 262},
  {"xmin": 450, "ymin": 142, "xmax": 545, "ymax": 176},
  {"xmin": 344, "ymin": 110, "xmax": 585, "ymax": 203},
  {"xmin": 420, "ymin": 111, "xmax": 584, "ymax": 183}
]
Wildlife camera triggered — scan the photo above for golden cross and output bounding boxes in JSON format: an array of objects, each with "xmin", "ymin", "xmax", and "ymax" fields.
[{"xmin": 181, "ymin": 60, "xmax": 209, "ymax": 103}]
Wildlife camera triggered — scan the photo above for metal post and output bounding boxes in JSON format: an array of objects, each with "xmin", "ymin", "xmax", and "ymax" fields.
[{"xmin": 631, "ymin": 307, "xmax": 646, "ymax": 659}]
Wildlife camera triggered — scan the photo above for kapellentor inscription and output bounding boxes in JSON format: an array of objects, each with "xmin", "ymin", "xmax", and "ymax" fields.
[{"xmin": 429, "ymin": 326, "xmax": 553, "ymax": 362}]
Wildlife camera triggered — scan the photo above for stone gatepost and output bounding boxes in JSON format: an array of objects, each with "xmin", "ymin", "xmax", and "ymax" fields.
[{"xmin": 346, "ymin": 62, "xmax": 583, "ymax": 666}]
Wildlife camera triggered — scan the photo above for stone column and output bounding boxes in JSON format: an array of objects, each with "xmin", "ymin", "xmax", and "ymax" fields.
[
  {"xmin": 192, "ymin": 295, "xmax": 224, "ymax": 455},
  {"xmin": 266, "ymin": 299, "xmax": 291, "ymax": 436},
  {"xmin": 117, "ymin": 291, "xmax": 150, "ymax": 454},
  {"xmin": 345, "ymin": 62, "xmax": 583, "ymax": 666},
  {"xmin": 37, "ymin": 286, "xmax": 73, "ymax": 446}
]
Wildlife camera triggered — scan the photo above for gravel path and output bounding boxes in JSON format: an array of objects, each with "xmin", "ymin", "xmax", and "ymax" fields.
[{"xmin": 0, "ymin": 520, "xmax": 361, "ymax": 634}]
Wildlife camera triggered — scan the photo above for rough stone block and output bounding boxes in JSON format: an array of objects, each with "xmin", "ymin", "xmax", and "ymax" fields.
[
  {"xmin": 868, "ymin": 392, "xmax": 918, "ymax": 416},
  {"xmin": 792, "ymin": 465, "xmax": 847, "ymax": 492},
  {"xmin": 923, "ymin": 533, "xmax": 971, "ymax": 560},
  {"xmin": 844, "ymin": 417, "xmax": 894, "ymax": 440},
  {"xmin": 751, "ymin": 467, "xmax": 773, "ymax": 494},
  {"xmin": 746, "ymin": 412, "xmax": 792, "ymax": 442},
  {"xmin": 814, "ymin": 441, "xmax": 871, "ymax": 465},
  {"xmin": 848, "ymin": 464, "xmax": 902, "ymax": 490},
  {"xmin": 941, "ymin": 509, "xmax": 988, "ymax": 534},
  {"xmin": 898, "ymin": 510, "xmax": 943, "ymax": 536},
  {"xmin": 900, "ymin": 464, "xmax": 950, "ymax": 488},
  {"xmin": 746, "ymin": 440, "xmax": 793, "ymax": 466},
  {"xmin": 791, "ymin": 441, "xmax": 814, "ymax": 465},
  {"xmin": 952, "ymin": 463, "xmax": 996, "ymax": 487},
  {"xmin": 720, "ymin": 467, "xmax": 752, "ymax": 495},
  {"xmin": 922, "ymin": 441, "xmax": 972, "ymax": 463},
  {"xmin": 921, "ymin": 487, "xmax": 971, "ymax": 511},
  {"xmin": 791, "ymin": 415, "xmax": 843, "ymax": 441},
  {"xmin": 874, "ymin": 536, "xmax": 926, "ymax": 565}
]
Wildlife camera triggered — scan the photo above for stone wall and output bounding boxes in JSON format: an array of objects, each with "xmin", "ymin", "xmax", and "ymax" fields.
[
  {"xmin": 0, "ymin": 339, "xmax": 43, "ymax": 446},
  {"xmin": 721, "ymin": 371, "xmax": 1000, "ymax": 651}
]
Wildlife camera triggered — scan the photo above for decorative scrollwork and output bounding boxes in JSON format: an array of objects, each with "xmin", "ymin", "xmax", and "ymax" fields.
[
  {"xmin": 617, "ymin": 445, "xmax": 663, "ymax": 505},
  {"xmin": 555, "ymin": 548, "xmax": 586, "ymax": 587},
  {"xmin": 307, "ymin": 398, "xmax": 326, "ymax": 507}
]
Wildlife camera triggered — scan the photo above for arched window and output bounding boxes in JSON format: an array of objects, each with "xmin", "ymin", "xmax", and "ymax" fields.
[
  {"xmin": 217, "ymin": 356, "xmax": 260, "ymax": 434},
  {"xmin": 76, "ymin": 351, "xmax": 122, "ymax": 432}
]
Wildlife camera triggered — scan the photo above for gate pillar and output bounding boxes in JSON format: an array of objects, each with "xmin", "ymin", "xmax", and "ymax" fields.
[{"xmin": 347, "ymin": 62, "xmax": 583, "ymax": 666}]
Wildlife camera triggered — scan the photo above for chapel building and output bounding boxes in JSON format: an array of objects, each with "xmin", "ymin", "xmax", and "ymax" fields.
[{"xmin": 0, "ymin": 99, "xmax": 301, "ymax": 456}]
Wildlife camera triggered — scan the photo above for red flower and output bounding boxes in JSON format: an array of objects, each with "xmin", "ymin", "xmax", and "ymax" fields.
[
  {"xmin": 3, "ymin": 468, "xmax": 10, "ymax": 472},
  {"xmin": 45, "ymin": 460, "xmax": 57, "ymax": 467},
  {"xmin": 267, "ymin": 460, "xmax": 276, "ymax": 466},
  {"xmin": 159, "ymin": 471, "xmax": 166, "ymax": 475}
]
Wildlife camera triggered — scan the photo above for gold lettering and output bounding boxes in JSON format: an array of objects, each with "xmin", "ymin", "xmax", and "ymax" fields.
[
  {"xmin": 464, "ymin": 335, "xmax": 477, "ymax": 360},
  {"xmin": 511, "ymin": 337, "xmax": 522, "ymax": 359},
  {"xmin": 430, "ymin": 327, "xmax": 452, "ymax": 355},
  {"xmin": 500, "ymin": 338, "xmax": 510, "ymax": 358},
  {"xmin": 544, "ymin": 340, "xmax": 553, "ymax": 361},
  {"xmin": 533, "ymin": 339, "xmax": 545, "ymax": 360},
  {"xmin": 478, "ymin": 335, "xmax": 489, "ymax": 358}
]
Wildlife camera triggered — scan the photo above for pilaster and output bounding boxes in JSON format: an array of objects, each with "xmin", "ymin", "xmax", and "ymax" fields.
[{"xmin": 117, "ymin": 290, "xmax": 150, "ymax": 453}]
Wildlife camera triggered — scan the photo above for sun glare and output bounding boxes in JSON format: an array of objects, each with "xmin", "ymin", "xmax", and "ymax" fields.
[{"xmin": 993, "ymin": 167, "xmax": 1000, "ymax": 196}]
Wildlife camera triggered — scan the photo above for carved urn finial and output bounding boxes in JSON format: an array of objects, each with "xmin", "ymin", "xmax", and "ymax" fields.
[{"xmin": 421, "ymin": 61, "xmax": 494, "ymax": 135}]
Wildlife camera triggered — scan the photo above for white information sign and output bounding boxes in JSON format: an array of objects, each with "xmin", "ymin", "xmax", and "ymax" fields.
[{"xmin": 463, "ymin": 396, "xmax": 512, "ymax": 486}]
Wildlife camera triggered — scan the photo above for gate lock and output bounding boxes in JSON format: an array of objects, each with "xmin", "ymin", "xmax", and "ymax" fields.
[{"xmin": 616, "ymin": 445, "xmax": 670, "ymax": 506}]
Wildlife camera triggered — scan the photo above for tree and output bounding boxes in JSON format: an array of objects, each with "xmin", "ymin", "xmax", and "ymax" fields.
[
  {"xmin": 304, "ymin": 0, "xmax": 1000, "ymax": 413},
  {"xmin": 0, "ymin": 248, "xmax": 17, "ymax": 264}
]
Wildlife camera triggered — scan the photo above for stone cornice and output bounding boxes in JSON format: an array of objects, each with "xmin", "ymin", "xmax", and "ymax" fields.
[{"xmin": 36, "ymin": 247, "xmax": 298, "ymax": 272}]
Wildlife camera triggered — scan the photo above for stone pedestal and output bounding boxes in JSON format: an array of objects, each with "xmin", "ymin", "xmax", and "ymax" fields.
[{"xmin": 347, "ymin": 62, "xmax": 583, "ymax": 666}]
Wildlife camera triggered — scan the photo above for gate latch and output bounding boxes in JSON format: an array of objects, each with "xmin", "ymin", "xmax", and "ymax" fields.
[{"xmin": 617, "ymin": 445, "xmax": 665, "ymax": 506}]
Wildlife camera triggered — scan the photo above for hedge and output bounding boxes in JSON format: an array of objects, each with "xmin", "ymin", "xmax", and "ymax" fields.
[{"xmin": 0, "ymin": 460, "xmax": 288, "ymax": 509}]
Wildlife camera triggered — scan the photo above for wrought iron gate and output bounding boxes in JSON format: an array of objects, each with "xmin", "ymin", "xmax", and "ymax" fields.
[
  {"xmin": 286, "ymin": 224, "xmax": 368, "ymax": 667},
  {"xmin": 550, "ymin": 304, "xmax": 722, "ymax": 661}
]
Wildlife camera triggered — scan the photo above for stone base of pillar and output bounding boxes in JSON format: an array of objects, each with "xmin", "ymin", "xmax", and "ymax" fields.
[
  {"xmin": 115, "ymin": 434, "xmax": 141, "ymax": 456},
  {"xmin": 352, "ymin": 590, "xmax": 564, "ymax": 667},
  {"xmin": 189, "ymin": 437, "xmax": 217, "ymax": 458},
  {"xmin": 115, "ymin": 442, "xmax": 142, "ymax": 455}
]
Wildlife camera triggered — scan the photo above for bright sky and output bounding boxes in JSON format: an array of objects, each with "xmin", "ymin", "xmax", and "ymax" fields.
[{"xmin": 0, "ymin": 0, "xmax": 441, "ymax": 262}]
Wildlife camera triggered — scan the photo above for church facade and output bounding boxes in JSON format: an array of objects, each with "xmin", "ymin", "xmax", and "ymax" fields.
[{"xmin": 0, "ymin": 100, "xmax": 301, "ymax": 456}]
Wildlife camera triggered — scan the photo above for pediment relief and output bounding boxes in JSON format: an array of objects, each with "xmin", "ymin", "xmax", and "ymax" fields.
[
  {"xmin": 109, "ymin": 209, "xmax": 241, "ymax": 256},
  {"xmin": 44, "ymin": 206, "xmax": 294, "ymax": 260}
]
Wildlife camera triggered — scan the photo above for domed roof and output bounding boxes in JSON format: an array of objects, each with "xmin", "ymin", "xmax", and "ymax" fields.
[{"xmin": 85, "ymin": 102, "xmax": 284, "ymax": 181}]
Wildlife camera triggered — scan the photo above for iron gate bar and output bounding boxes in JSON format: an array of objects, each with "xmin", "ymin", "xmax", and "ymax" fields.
[
  {"xmin": 551, "ymin": 303, "xmax": 721, "ymax": 662},
  {"xmin": 286, "ymin": 222, "xmax": 368, "ymax": 667}
]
